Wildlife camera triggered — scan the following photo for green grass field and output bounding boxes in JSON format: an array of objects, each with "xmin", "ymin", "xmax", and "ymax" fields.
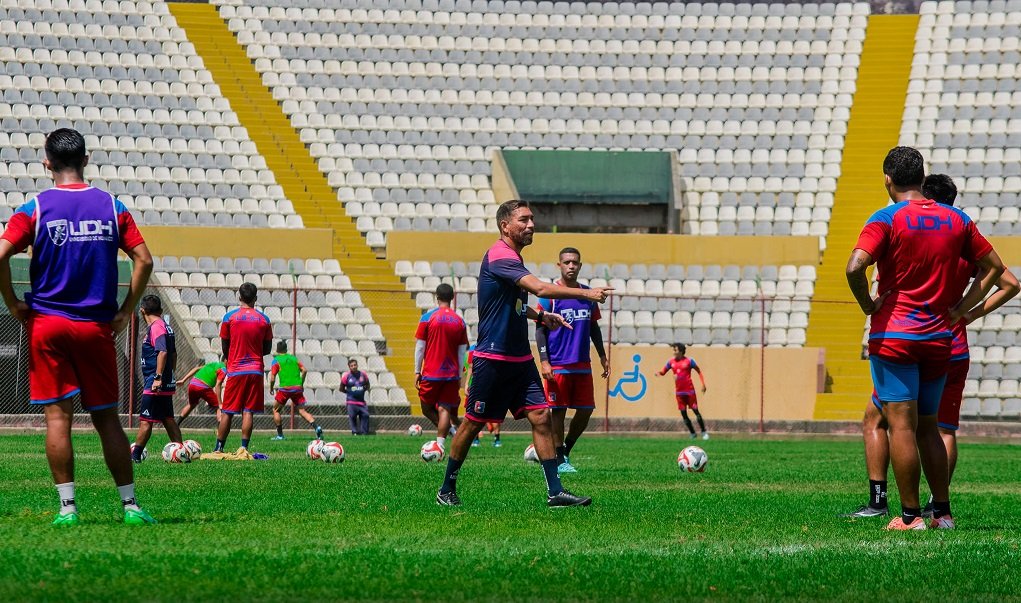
[{"xmin": 1, "ymin": 431, "xmax": 1020, "ymax": 602}]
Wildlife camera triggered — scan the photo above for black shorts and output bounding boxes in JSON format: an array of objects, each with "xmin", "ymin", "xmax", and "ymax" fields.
[
  {"xmin": 465, "ymin": 357, "xmax": 547, "ymax": 423},
  {"xmin": 139, "ymin": 394, "xmax": 174, "ymax": 423}
]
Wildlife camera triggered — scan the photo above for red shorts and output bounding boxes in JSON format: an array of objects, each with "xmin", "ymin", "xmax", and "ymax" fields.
[
  {"xmin": 28, "ymin": 313, "xmax": 119, "ymax": 412},
  {"xmin": 418, "ymin": 379, "xmax": 461, "ymax": 409},
  {"xmin": 545, "ymin": 373, "xmax": 595, "ymax": 409},
  {"xmin": 937, "ymin": 358, "xmax": 970, "ymax": 431},
  {"xmin": 221, "ymin": 373, "xmax": 265, "ymax": 414},
  {"xmin": 188, "ymin": 384, "xmax": 220, "ymax": 408},
  {"xmin": 274, "ymin": 388, "xmax": 307, "ymax": 406},
  {"xmin": 676, "ymin": 393, "xmax": 699, "ymax": 410}
]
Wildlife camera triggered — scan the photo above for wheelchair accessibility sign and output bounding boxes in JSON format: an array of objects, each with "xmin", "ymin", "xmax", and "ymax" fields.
[{"xmin": 608, "ymin": 354, "xmax": 647, "ymax": 402}]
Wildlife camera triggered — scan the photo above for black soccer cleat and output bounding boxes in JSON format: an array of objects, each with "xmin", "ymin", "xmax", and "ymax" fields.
[
  {"xmin": 436, "ymin": 490, "xmax": 462, "ymax": 507},
  {"xmin": 547, "ymin": 489, "xmax": 592, "ymax": 508},
  {"xmin": 920, "ymin": 502, "xmax": 935, "ymax": 518},
  {"xmin": 838, "ymin": 504, "xmax": 889, "ymax": 518}
]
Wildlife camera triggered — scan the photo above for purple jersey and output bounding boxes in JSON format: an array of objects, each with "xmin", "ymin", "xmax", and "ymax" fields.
[
  {"xmin": 0, "ymin": 184, "xmax": 145, "ymax": 322},
  {"xmin": 537, "ymin": 282, "xmax": 602, "ymax": 373},
  {"xmin": 342, "ymin": 371, "xmax": 369, "ymax": 405},
  {"xmin": 141, "ymin": 317, "xmax": 177, "ymax": 396},
  {"xmin": 475, "ymin": 240, "xmax": 533, "ymax": 362}
]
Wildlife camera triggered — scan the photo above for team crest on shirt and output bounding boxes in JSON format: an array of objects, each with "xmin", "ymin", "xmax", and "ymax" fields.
[{"xmin": 46, "ymin": 219, "xmax": 68, "ymax": 246}]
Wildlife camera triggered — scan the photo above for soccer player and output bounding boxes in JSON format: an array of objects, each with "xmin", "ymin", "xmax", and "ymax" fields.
[
  {"xmin": 843, "ymin": 174, "xmax": 1019, "ymax": 519},
  {"xmin": 656, "ymin": 343, "xmax": 709, "ymax": 440},
  {"xmin": 415, "ymin": 283, "xmax": 469, "ymax": 449},
  {"xmin": 536, "ymin": 247, "xmax": 609, "ymax": 473},
  {"xmin": 436, "ymin": 199, "xmax": 611, "ymax": 507},
  {"xmin": 0, "ymin": 128, "xmax": 156, "ymax": 525},
  {"xmin": 215, "ymin": 282, "xmax": 272, "ymax": 453},
  {"xmin": 269, "ymin": 340, "xmax": 323, "ymax": 440},
  {"xmin": 131, "ymin": 295, "xmax": 182, "ymax": 461},
  {"xmin": 176, "ymin": 358, "xmax": 226, "ymax": 426},
  {"xmin": 846, "ymin": 148, "xmax": 1004, "ymax": 530},
  {"xmin": 340, "ymin": 358, "xmax": 371, "ymax": 435}
]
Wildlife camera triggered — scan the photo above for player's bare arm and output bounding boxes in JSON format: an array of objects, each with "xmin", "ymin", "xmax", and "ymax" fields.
[
  {"xmin": 176, "ymin": 366, "xmax": 201, "ymax": 387},
  {"xmin": 694, "ymin": 366, "xmax": 707, "ymax": 394},
  {"xmin": 536, "ymin": 324, "xmax": 554, "ymax": 379},
  {"xmin": 845, "ymin": 249, "xmax": 890, "ymax": 315},
  {"xmin": 113, "ymin": 242, "xmax": 154, "ymax": 333},
  {"xmin": 526, "ymin": 305, "xmax": 572, "ymax": 331},
  {"xmin": 951, "ymin": 250, "xmax": 1006, "ymax": 323},
  {"xmin": 518, "ymin": 274, "xmax": 612, "ymax": 303},
  {"xmin": 0, "ymin": 239, "xmax": 29, "ymax": 323},
  {"xmin": 963, "ymin": 267, "xmax": 1020, "ymax": 323}
]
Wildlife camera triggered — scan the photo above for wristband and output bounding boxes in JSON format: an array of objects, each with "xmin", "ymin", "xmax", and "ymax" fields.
[{"xmin": 536, "ymin": 308, "xmax": 545, "ymax": 324}]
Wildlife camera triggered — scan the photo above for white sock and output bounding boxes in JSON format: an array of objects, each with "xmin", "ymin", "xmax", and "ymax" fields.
[
  {"xmin": 436, "ymin": 436, "xmax": 445, "ymax": 448},
  {"xmin": 118, "ymin": 483, "xmax": 139, "ymax": 511},
  {"xmin": 56, "ymin": 482, "xmax": 76, "ymax": 515}
]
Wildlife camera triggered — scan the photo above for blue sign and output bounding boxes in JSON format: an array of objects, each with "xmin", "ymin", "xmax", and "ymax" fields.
[{"xmin": 608, "ymin": 354, "xmax": 647, "ymax": 403}]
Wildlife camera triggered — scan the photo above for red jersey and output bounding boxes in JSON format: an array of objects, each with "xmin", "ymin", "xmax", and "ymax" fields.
[
  {"xmin": 219, "ymin": 306, "xmax": 272, "ymax": 375},
  {"xmin": 855, "ymin": 199, "xmax": 992, "ymax": 343},
  {"xmin": 662, "ymin": 357, "xmax": 698, "ymax": 395},
  {"xmin": 415, "ymin": 306, "xmax": 469, "ymax": 381}
]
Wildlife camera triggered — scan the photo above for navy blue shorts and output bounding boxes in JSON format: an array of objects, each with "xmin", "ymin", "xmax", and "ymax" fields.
[
  {"xmin": 139, "ymin": 394, "xmax": 174, "ymax": 423},
  {"xmin": 465, "ymin": 357, "xmax": 547, "ymax": 423}
]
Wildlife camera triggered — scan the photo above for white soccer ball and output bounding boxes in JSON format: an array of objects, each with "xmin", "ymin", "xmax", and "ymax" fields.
[
  {"xmin": 162, "ymin": 442, "xmax": 191, "ymax": 464},
  {"xmin": 130, "ymin": 443, "xmax": 148, "ymax": 461},
  {"xmin": 320, "ymin": 441, "xmax": 345, "ymax": 463},
  {"xmin": 523, "ymin": 443, "xmax": 540, "ymax": 463},
  {"xmin": 677, "ymin": 446, "xmax": 708, "ymax": 473},
  {"xmin": 182, "ymin": 439, "xmax": 202, "ymax": 459},
  {"xmin": 420, "ymin": 440, "xmax": 444, "ymax": 462},
  {"xmin": 306, "ymin": 439, "xmax": 325, "ymax": 460},
  {"xmin": 407, "ymin": 424, "xmax": 423, "ymax": 437}
]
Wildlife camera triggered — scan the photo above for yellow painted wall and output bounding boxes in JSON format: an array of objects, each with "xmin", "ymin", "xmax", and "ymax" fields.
[
  {"xmin": 989, "ymin": 237, "xmax": 1021, "ymax": 267},
  {"xmin": 387, "ymin": 232, "xmax": 820, "ymax": 266},
  {"xmin": 140, "ymin": 226, "xmax": 335, "ymax": 259},
  {"xmin": 490, "ymin": 149, "xmax": 519, "ymax": 202}
]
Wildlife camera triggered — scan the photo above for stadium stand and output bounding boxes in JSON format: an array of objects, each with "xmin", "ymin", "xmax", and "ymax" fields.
[
  {"xmin": 902, "ymin": 0, "xmax": 1021, "ymax": 236},
  {"xmin": 397, "ymin": 260, "xmax": 816, "ymax": 347},
  {"xmin": 0, "ymin": 0, "xmax": 302, "ymax": 228},
  {"xmin": 215, "ymin": 0, "xmax": 870, "ymax": 247},
  {"xmin": 151, "ymin": 255, "xmax": 408, "ymax": 409}
]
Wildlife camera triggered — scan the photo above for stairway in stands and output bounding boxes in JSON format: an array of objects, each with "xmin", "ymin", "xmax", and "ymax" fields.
[
  {"xmin": 807, "ymin": 14, "xmax": 920, "ymax": 420},
  {"xmin": 169, "ymin": 3, "xmax": 421, "ymax": 403}
]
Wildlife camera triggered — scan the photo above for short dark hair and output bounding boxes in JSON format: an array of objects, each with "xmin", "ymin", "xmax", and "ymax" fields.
[
  {"xmin": 348, "ymin": 358, "xmax": 358, "ymax": 366},
  {"xmin": 495, "ymin": 199, "xmax": 531, "ymax": 227},
  {"xmin": 45, "ymin": 128, "xmax": 87, "ymax": 172},
  {"xmin": 140, "ymin": 294, "xmax": 162, "ymax": 315},
  {"xmin": 435, "ymin": 283, "xmax": 454, "ymax": 303},
  {"xmin": 882, "ymin": 146, "xmax": 925, "ymax": 188},
  {"xmin": 672, "ymin": 343, "xmax": 686, "ymax": 355},
  {"xmin": 922, "ymin": 173, "xmax": 958, "ymax": 206},
  {"xmin": 559, "ymin": 247, "xmax": 581, "ymax": 261},
  {"xmin": 276, "ymin": 340, "xmax": 288, "ymax": 353},
  {"xmin": 238, "ymin": 282, "xmax": 258, "ymax": 304}
]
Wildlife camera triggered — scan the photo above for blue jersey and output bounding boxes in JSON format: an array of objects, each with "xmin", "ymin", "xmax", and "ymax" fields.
[
  {"xmin": 538, "ymin": 282, "xmax": 601, "ymax": 373},
  {"xmin": 0, "ymin": 184, "xmax": 145, "ymax": 322},
  {"xmin": 342, "ymin": 370, "xmax": 369, "ymax": 405},
  {"xmin": 475, "ymin": 240, "xmax": 533, "ymax": 362},
  {"xmin": 141, "ymin": 317, "xmax": 176, "ymax": 396}
]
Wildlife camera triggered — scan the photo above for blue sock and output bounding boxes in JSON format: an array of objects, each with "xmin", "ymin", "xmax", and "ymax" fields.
[
  {"xmin": 241, "ymin": 438, "xmax": 250, "ymax": 449},
  {"xmin": 540, "ymin": 459, "xmax": 563, "ymax": 496},
  {"xmin": 440, "ymin": 457, "xmax": 464, "ymax": 494},
  {"xmin": 214, "ymin": 439, "xmax": 225, "ymax": 452}
]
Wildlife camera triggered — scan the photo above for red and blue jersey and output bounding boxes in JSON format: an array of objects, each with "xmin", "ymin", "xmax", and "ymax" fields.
[
  {"xmin": 537, "ymin": 281, "xmax": 602, "ymax": 374},
  {"xmin": 663, "ymin": 357, "xmax": 698, "ymax": 394},
  {"xmin": 855, "ymin": 199, "xmax": 992, "ymax": 343},
  {"xmin": 475, "ymin": 240, "xmax": 533, "ymax": 362},
  {"xmin": 141, "ymin": 317, "xmax": 176, "ymax": 396},
  {"xmin": 415, "ymin": 306, "xmax": 468, "ymax": 381},
  {"xmin": 0, "ymin": 183, "xmax": 145, "ymax": 323},
  {"xmin": 342, "ymin": 371, "xmax": 369, "ymax": 405},
  {"xmin": 219, "ymin": 306, "xmax": 272, "ymax": 376}
]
